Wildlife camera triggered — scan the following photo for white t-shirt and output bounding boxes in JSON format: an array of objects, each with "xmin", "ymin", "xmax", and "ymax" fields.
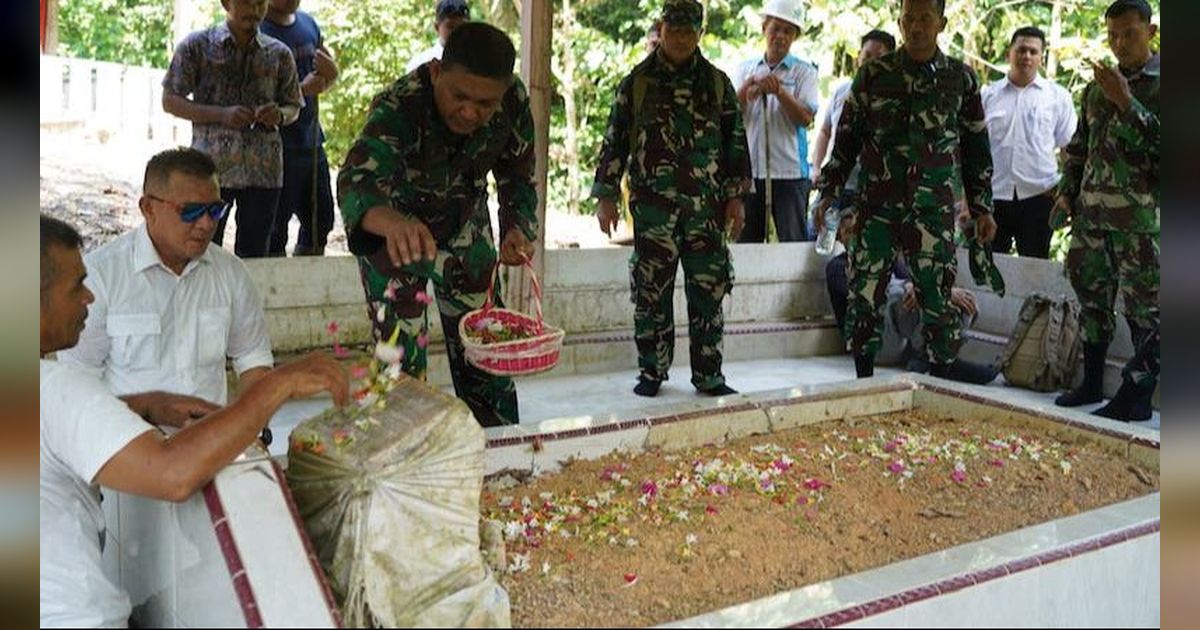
[
  {"xmin": 733, "ymin": 54, "xmax": 821, "ymax": 180},
  {"xmin": 57, "ymin": 225, "xmax": 273, "ymax": 405},
  {"xmin": 406, "ymin": 42, "xmax": 443, "ymax": 73},
  {"xmin": 40, "ymin": 360, "xmax": 154, "ymax": 628},
  {"xmin": 819, "ymin": 79, "xmax": 860, "ymax": 191}
]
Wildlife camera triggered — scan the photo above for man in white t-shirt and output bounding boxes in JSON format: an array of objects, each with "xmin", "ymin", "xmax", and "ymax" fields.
[
  {"xmin": 405, "ymin": 0, "xmax": 470, "ymax": 73},
  {"xmin": 39, "ymin": 214, "xmax": 348, "ymax": 627},
  {"xmin": 811, "ymin": 28, "xmax": 896, "ymax": 206},
  {"xmin": 980, "ymin": 26, "xmax": 1076, "ymax": 259},
  {"xmin": 733, "ymin": 0, "xmax": 820, "ymax": 242},
  {"xmin": 58, "ymin": 148, "xmax": 275, "ymax": 406}
]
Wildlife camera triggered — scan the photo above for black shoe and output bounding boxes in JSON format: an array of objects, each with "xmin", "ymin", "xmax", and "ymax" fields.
[
  {"xmin": 854, "ymin": 353, "xmax": 875, "ymax": 378},
  {"xmin": 928, "ymin": 362, "xmax": 949, "ymax": 378},
  {"xmin": 634, "ymin": 378, "xmax": 661, "ymax": 397},
  {"xmin": 698, "ymin": 383, "xmax": 738, "ymax": 396},
  {"xmin": 1093, "ymin": 380, "xmax": 1155, "ymax": 422},
  {"xmin": 1055, "ymin": 341, "xmax": 1109, "ymax": 407},
  {"xmin": 944, "ymin": 359, "xmax": 1000, "ymax": 385}
]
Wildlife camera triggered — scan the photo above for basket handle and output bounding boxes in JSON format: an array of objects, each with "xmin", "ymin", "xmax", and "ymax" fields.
[{"xmin": 481, "ymin": 255, "xmax": 544, "ymax": 333}]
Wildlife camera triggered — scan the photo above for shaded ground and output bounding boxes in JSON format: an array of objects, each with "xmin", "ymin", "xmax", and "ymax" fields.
[{"xmin": 40, "ymin": 131, "xmax": 622, "ymax": 254}]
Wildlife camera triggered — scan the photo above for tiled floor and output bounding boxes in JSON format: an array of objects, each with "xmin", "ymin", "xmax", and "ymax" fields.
[{"xmin": 266, "ymin": 355, "xmax": 1159, "ymax": 456}]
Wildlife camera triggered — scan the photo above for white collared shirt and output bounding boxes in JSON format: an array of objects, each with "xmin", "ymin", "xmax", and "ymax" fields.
[
  {"xmin": 58, "ymin": 225, "xmax": 274, "ymax": 405},
  {"xmin": 734, "ymin": 53, "xmax": 821, "ymax": 179},
  {"xmin": 981, "ymin": 74, "xmax": 1077, "ymax": 200},
  {"xmin": 406, "ymin": 41, "xmax": 443, "ymax": 73},
  {"xmin": 40, "ymin": 359, "xmax": 153, "ymax": 628},
  {"xmin": 820, "ymin": 79, "xmax": 860, "ymax": 190}
]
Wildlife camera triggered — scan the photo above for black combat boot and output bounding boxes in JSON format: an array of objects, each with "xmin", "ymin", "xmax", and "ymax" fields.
[
  {"xmin": 854, "ymin": 353, "xmax": 875, "ymax": 378},
  {"xmin": 1093, "ymin": 379, "xmax": 1155, "ymax": 422},
  {"xmin": 944, "ymin": 359, "xmax": 1000, "ymax": 385},
  {"xmin": 1055, "ymin": 342, "xmax": 1108, "ymax": 407}
]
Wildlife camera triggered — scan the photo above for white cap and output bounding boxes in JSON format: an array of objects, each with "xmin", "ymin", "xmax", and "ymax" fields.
[{"xmin": 760, "ymin": 0, "xmax": 806, "ymax": 30}]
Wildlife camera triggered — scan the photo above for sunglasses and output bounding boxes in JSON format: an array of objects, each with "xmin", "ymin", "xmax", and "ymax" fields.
[{"xmin": 148, "ymin": 195, "xmax": 232, "ymax": 223}]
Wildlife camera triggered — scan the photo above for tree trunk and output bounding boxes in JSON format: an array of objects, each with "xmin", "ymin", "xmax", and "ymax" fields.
[{"xmin": 1048, "ymin": 0, "xmax": 1063, "ymax": 79}]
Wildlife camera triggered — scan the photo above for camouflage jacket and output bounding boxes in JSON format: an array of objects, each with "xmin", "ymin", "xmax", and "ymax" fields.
[
  {"xmin": 337, "ymin": 65, "xmax": 538, "ymax": 255},
  {"xmin": 1058, "ymin": 54, "xmax": 1159, "ymax": 233},
  {"xmin": 591, "ymin": 49, "xmax": 752, "ymax": 206},
  {"xmin": 816, "ymin": 47, "xmax": 994, "ymax": 217}
]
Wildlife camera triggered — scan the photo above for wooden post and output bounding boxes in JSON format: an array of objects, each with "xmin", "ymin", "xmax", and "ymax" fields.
[
  {"xmin": 506, "ymin": 0, "xmax": 552, "ymax": 314},
  {"xmin": 42, "ymin": 0, "xmax": 59, "ymax": 54}
]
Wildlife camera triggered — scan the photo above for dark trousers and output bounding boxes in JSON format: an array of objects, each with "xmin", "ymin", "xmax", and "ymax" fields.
[
  {"xmin": 215, "ymin": 187, "xmax": 281, "ymax": 258},
  {"xmin": 993, "ymin": 192, "xmax": 1053, "ymax": 259},
  {"xmin": 269, "ymin": 148, "xmax": 335, "ymax": 256},
  {"xmin": 739, "ymin": 178, "xmax": 812, "ymax": 243},
  {"xmin": 825, "ymin": 252, "xmax": 849, "ymax": 344}
]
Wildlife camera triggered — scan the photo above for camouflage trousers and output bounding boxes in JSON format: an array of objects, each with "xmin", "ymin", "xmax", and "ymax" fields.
[
  {"xmin": 356, "ymin": 219, "xmax": 518, "ymax": 427},
  {"xmin": 629, "ymin": 197, "xmax": 732, "ymax": 389},
  {"xmin": 1065, "ymin": 227, "xmax": 1160, "ymax": 345},
  {"xmin": 845, "ymin": 204, "xmax": 961, "ymax": 365}
]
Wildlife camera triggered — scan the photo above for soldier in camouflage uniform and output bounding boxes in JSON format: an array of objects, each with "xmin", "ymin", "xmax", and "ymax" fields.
[
  {"xmin": 813, "ymin": 0, "xmax": 998, "ymax": 380},
  {"xmin": 1052, "ymin": 0, "xmax": 1159, "ymax": 417},
  {"xmin": 337, "ymin": 22, "xmax": 537, "ymax": 426},
  {"xmin": 593, "ymin": 0, "xmax": 752, "ymax": 398}
]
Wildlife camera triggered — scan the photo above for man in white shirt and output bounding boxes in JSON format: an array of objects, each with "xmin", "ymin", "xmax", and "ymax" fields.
[
  {"xmin": 733, "ymin": 0, "xmax": 819, "ymax": 242},
  {"xmin": 811, "ymin": 28, "xmax": 896, "ymax": 214},
  {"xmin": 39, "ymin": 214, "xmax": 348, "ymax": 627},
  {"xmin": 58, "ymin": 148, "xmax": 275, "ymax": 406},
  {"xmin": 981, "ymin": 26, "xmax": 1076, "ymax": 259},
  {"xmin": 405, "ymin": 0, "xmax": 470, "ymax": 73}
]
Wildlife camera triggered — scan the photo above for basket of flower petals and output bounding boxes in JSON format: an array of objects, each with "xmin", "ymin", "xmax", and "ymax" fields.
[{"xmin": 460, "ymin": 259, "xmax": 564, "ymax": 377}]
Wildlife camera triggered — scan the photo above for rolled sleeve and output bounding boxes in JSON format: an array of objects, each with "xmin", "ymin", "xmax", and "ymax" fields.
[{"xmin": 227, "ymin": 260, "xmax": 274, "ymax": 375}]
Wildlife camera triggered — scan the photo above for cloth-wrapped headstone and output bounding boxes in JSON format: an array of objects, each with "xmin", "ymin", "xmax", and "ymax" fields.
[{"xmin": 286, "ymin": 373, "xmax": 509, "ymax": 627}]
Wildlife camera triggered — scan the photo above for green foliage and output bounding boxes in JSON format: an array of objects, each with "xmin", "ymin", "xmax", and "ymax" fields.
[
  {"xmin": 56, "ymin": 0, "xmax": 1161, "ymax": 253},
  {"xmin": 58, "ymin": 0, "xmax": 174, "ymax": 68},
  {"xmin": 309, "ymin": 2, "xmax": 431, "ymax": 165}
]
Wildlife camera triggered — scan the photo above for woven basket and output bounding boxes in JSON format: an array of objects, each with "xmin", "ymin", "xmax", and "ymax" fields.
[{"xmin": 460, "ymin": 258, "xmax": 564, "ymax": 377}]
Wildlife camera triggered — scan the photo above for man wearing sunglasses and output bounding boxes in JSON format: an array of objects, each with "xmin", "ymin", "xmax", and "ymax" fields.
[{"xmin": 59, "ymin": 148, "xmax": 276, "ymax": 408}]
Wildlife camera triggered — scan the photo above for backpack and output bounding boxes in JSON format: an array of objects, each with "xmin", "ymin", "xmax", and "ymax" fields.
[{"xmin": 1000, "ymin": 293, "xmax": 1083, "ymax": 392}]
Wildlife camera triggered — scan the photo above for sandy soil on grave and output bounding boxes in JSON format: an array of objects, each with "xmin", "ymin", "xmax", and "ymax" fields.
[{"xmin": 481, "ymin": 410, "xmax": 1159, "ymax": 628}]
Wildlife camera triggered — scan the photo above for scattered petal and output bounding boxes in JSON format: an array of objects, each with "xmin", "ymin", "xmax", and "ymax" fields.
[{"xmin": 623, "ymin": 572, "xmax": 638, "ymax": 586}]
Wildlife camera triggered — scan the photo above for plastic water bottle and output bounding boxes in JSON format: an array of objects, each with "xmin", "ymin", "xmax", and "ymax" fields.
[{"xmin": 814, "ymin": 206, "xmax": 841, "ymax": 256}]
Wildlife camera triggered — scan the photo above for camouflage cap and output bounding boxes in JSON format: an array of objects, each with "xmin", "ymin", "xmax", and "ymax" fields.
[{"xmin": 662, "ymin": 0, "xmax": 704, "ymax": 31}]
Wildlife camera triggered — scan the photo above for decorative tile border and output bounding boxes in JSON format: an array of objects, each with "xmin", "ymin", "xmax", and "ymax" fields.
[
  {"xmin": 201, "ymin": 483, "xmax": 264, "ymax": 629},
  {"xmin": 270, "ymin": 460, "xmax": 344, "ymax": 628},
  {"xmin": 785, "ymin": 520, "xmax": 1161, "ymax": 628},
  {"xmin": 563, "ymin": 320, "xmax": 836, "ymax": 347},
  {"xmin": 913, "ymin": 381, "xmax": 1160, "ymax": 450}
]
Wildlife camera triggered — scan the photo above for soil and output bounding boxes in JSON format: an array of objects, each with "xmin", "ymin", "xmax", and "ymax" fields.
[
  {"xmin": 40, "ymin": 131, "xmax": 621, "ymax": 254},
  {"xmin": 481, "ymin": 410, "xmax": 1159, "ymax": 628}
]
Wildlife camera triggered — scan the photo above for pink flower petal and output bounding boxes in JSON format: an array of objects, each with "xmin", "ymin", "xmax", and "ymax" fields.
[
  {"xmin": 415, "ymin": 290, "xmax": 434, "ymax": 305},
  {"xmin": 640, "ymin": 480, "xmax": 658, "ymax": 497},
  {"xmin": 803, "ymin": 478, "xmax": 829, "ymax": 491},
  {"xmin": 416, "ymin": 333, "xmax": 429, "ymax": 349},
  {"xmin": 888, "ymin": 461, "xmax": 906, "ymax": 474},
  {"xmin": 951, "ymin": 470, "xmax": 967, "ymax": 484},
  {"xmin": 350, "ymin": 366, "xmax": 368, "ymax": 379},
  {"xmin": 333, "ymin": 342, "xmax": 349, "ymax": 358},
  {"xmin": 623, "ymin": 572, "xmax": 638, "ymax": 585},
  {"xmin": 326, "ymin": 321, "xmax": 339, "ymax": 335}
]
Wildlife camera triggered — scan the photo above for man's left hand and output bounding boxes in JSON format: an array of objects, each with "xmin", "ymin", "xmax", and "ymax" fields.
[
  {"xmin": 723, "ymin": 198, "xmax": 745, "ymax": 240},
  {"xmin": 974, "ymin": 213, "xmax": 997, "ymax": 244},
  {"xmin": 499, "ymin": 228, "xmax": 535, "ymax": 265},
  {"xmin": 950, "ymin": 287, "xmax": 978, "ymax": 318},
  {"xmin": 140, "ymin": 392, "xmax": 220, "ymax": 428},
  {"xmin": 1092, "ymin": 60, "xmax": 1133, "ymax": 111},
  {"xmin": 254, "ymin": 103, "xmax": 282, "ymax": 129}
]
